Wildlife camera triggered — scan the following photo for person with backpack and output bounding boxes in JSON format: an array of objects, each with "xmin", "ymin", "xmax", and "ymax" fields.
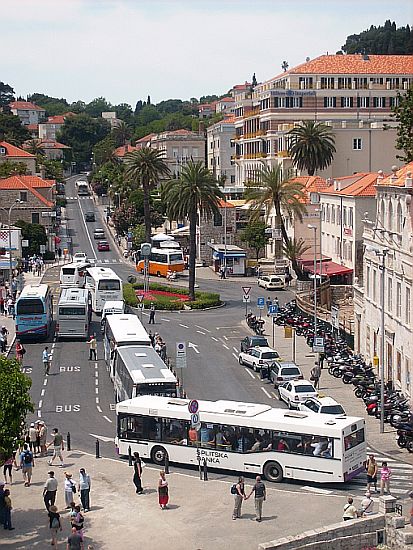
[
  {"xmin": 310, "ymin": 362, "xmax": 322, "ymax": 390},
  {"xmin": 246, "ymin": 475, "xmax": 266, "ymax": 522},
  {"xmin": 19, "ymin": 443, "xmax": 34, "ymax": 487},
  {"xmin": 231, "ymin": 475, "xmax": 246, "ymax": 520},
  {"xmin": 48, "ymin": 505, "xmax": 62, "ymax": 546}
]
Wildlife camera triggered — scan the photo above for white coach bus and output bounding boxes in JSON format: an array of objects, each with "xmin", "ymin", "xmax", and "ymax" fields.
[
  {"xmin": 115, "ymin": 396, "xmax": 366, "ymax": 484},
  {"xmin": 56, "ymin": 287, "xmax": 91, "ymax": 339},
  {"xmin": 85, "ymin": 267, "xmax": 122, "ymax": 313},
  {"xmin": 59, "ymin": 262, "xmax": 91, "ymax": 287},
  {"xmin": 104, "ymin": 314, "xmax": 151, "ymax": 378},
  {"xmin": 113, "ymin": 345, "xmax": 178, "ymax": 403}
]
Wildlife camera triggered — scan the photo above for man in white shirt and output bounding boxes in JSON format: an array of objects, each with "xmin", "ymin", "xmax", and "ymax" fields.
[
  {"xmin": 43, "ymin": 471, "xmax": 58, "ymax": 510},
  {"xmin": 78, "ymin": 468, "xmax": 91, "ymax": 512},
  {"xmin": 360, "ymin": 491, "xmax": 374, "ymax": 516}
]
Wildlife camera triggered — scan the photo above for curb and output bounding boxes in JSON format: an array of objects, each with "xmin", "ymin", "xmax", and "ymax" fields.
[{"xmin": 128, "ymin": 301, "xmax": 226, "ymax": 315}]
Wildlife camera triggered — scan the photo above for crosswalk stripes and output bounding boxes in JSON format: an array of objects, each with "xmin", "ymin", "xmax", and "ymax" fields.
[
  {"xmin": 66, "ymin": 196, "xmax": 91, "ymax": 200},
  {"xmin": 95, "ymin": 259, "xmax": 122, "ymax": 264}
]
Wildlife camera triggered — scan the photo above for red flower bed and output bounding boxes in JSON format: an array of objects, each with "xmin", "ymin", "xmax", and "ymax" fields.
[{"xmin": 135, "ymin": 290, "xmax": 189, "ymax": 302}]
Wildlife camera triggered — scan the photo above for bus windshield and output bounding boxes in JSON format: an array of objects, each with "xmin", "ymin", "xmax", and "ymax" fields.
[
  {"xmin": 98, "ymin": 279, "xmax": 121, "ymax": 291},
  {"xmin": 16, "ymin": 299, "xmax": 44, "ymax": 315},
  {"xmin": 170, "ymin": 254, "xmax": 183, "ymax": 262},
  {"xmin": 58, "ymin": 307, "xmax": 86, "ymax": 316}
]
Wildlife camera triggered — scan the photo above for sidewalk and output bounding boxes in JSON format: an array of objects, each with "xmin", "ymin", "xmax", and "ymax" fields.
[
  {"xmin": 260, "ymin": 314, "xmax": 413, "ymax": 466},
  {"xmin": 2, "ymin": 449, "xmax": 346, "ymax": 550}
]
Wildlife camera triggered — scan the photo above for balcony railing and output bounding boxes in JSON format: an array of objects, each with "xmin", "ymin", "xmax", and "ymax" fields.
[
  {"xmin": 243, "ymin": 107, "xmax": 260, "ymax": 118},
  {"xmin": 244, "ymin": 152, "xmax": 268, "ymax": 159}
]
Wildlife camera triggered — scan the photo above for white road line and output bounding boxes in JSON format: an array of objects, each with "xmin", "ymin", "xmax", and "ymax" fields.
[
  {"xmin": 41, "ymin": 389, "xmax": 45, "ymax": 396},
  {"xmin": 179, "ymin": 323, "xmax": 189, "ymax": 328},
  {"xmin": 233, "ymin": 347, "xmax": 238, "ymax": 353},
  {"xmin": 195, "ymin": 325, "xmax": 210, "ymax": 333},
  {"xmin": 97, "ymin": 405, "xmax": 103, "ymax": 413},
  {"xmin": 161, "ymin": 318, "xmax": 170, "ymax": 322},
  {"xmin": 261, "ymin": 387, "xmax": 272, "ymax": 399},
  {"xmin": 196, "ymin": 330, "xmax": 205, "ymax": 335},
  {"xmin": 222, "ymin": 344, "xmax": 229, "ymax": 350},
  {"xmin": 271, "ymin": 391, "xmax": 278, "ymax": 398},
  {"xmin": 232, "ymin": 353, "xmax": 238, "ymax": 359},
  {"xmin": 211, "ymin": 336, "xmax": 219, "ymax": 342},
  {"xmin": 96, "ymin": 397, "xmax": 99, "ymax": 404},
  {"xmin": 95, "ymin": 379, "xmax": 98, "ymax": 385},
  {"xmin": 38, "ymin": 400, "xmax": 43, "ymax": 408},
  {"xmin": 95, "ymin": 371, "xmax": 98, "ymax": 378},
  {"xmin": 223, "ymin": 335, "xmax": 228, "ymax": 341},
  {"xmin": 103, "ymin": 415, "xmax": 112, "ymax": 423},
  {"xmin": 301, "ymin": 486, "xmax": 333, "ymax": 495},
  {"xmin": 95, "ymin": 388, "xmax": 99, "ymax": 394},
  {"xmin": 244, "ymin": 368, "xmax": 256, "ymax": 379},
  {"xmin": 43, "ymin": 379, "xmax": 48, "ymax": 386},
  {"xmin": 37, "ymin": 410, "xmax": 42, "ymax": 418}
]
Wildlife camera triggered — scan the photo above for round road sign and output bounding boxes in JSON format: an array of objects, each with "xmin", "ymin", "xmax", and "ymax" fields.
[{"xmin": 188, "ymin": 399, "xmax": 199, "ymax": 414}]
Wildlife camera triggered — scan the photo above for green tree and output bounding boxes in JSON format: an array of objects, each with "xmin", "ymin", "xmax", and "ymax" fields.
[
  {"xmin": 245, "ymin": 165, "xmax": 307, "ymax": 278},
  {"xmin": 392, "ymin": 87, "xmax": 413, "ymax": 162},
  {"xmin": 240, "ymin": 220, "xmax": 269, "ymax": 260},
  {"xmin": 113, "ymin": 103, "xmax": 133, "ymax": 123},
  {"xmin": 0, "ymin": 81, "xmax": 15, "ymax": 108},
  {"xmin": 132, "ymin": 224, "xmax": 146, "ymax": 249},
  {"xmin": 163, "ymin": 161, "xmax": 224, "ymax": 300},
  {"xmin": 112, "ymin": 121, "xmax": 132, "ymax": 147},
  {"xmin": 0, "ymin": 355, "xmax": 33, "ymax": 461},
  {"xmin": 27, "ymin": 93, "xmax": 69, "ymax": 116},
  {"xmin": 15, "ymin": 221, "xmax": 47, "ymax": 256},
  {"xmin": 282, "ymin": 238, "xmax": 311, "ymax": 281},
  {"xmin": 25, "ymin": 139, "xmax": 45, "ymax": 156},
  {"xmin": 124, "ymin": 148, "xmax": 170, "ymax": 241},
  {"xmin": 287, "ymin": 121, "xmax": 336, "ymax": 176},
  {"xmin": 41, "ymin": 159, "xmax": 64, "ymax": 182},
  {"xmin": 85, "ymin": 97, "xmax": 113, "ymax": 118},
  {"xmin": 341, "ymin": 21, "xmax": 413, "ymax": 55},
  {"xmin": 93, "ymin": 136, "xmax": 116, "ymax": 166},
  {"xmin": 57, "ymin": 113, "xmax": 110, "ymax": 164},
  {"xmin": 0, "ymin": 161, "xmax": 28, "ymax": 178},
  {"xmin": 0, "ymin": 113, "xmax": 31, "ymax": 145}
]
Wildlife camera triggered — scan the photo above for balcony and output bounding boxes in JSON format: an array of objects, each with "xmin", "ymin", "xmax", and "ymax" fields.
[
  {"xmin": 243, "ymin": 130, "xmax": 266, "ymax": 139},
  {"xmin": 277, "ymin": 150, "xmax": 290, "ymax": 158},
  {"xmin": 244, "ymin": 152, "xmax": 267, "ymax": 159},
  {"xmin": 243, "ymin": 107, "xmax": 260, "ymax": 118}
]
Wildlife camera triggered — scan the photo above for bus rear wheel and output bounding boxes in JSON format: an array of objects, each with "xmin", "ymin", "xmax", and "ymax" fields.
[
  {"xmin": 157, "ymin": 271, "xmax": 161, "ymax": 277},
  {"xmin": 151, "ymin": 445, "xmax": 168, "ymax": 465},
  {"xmin": 263, "ymin": 461, "xmax": 283, "ymax": 483}
]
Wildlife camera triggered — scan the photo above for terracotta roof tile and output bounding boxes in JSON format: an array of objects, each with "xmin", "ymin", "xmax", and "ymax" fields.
[
  {"xmin": 218, "ymin": 199, "xmax": 235, "ymax": 208},
  {"xmin": 9, "ymin": 101, "xmax": 45, "ymax": 111},
  {"xmin": 0, "ymin": 175, "xmax": 55, "ymax": 206},
  {"xmin": 320, "ymin": 172, "xmax": 383, "ymax": 196},
  {"xmin": 289, "ymin": 175, "xmax": 328, "ymax": 203},
  {"xmin": 114, "ymin": 144, "xmax": 140, "ymax": 157},
  {"xmin": 27, "ymin": 124, "xmax": 39, "ymax": 131},
  {"xmin": 378, "ymin": 161, "xmax": 413, "ymax": 187},
  {"xmin": 0, "ymin": 141, "xmax": 35, "ymax": 158}
]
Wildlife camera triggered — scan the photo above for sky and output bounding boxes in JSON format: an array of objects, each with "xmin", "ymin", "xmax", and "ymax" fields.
[{"xmin": 2, "ymin": 0, "xmax": 412, "ymax": 107}]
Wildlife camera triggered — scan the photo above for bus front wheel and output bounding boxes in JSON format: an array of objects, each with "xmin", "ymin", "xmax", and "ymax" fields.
[
  {"xmin": 156, "ymin": 271, "xmax": 161, "ymax": 277},
  {"xmin": 151, "ymin": 446, "xmax": 168, "ymax": 465},
  {"xmin": 263, "ymin": 461, "xmax": 283, "ymax": 483}
]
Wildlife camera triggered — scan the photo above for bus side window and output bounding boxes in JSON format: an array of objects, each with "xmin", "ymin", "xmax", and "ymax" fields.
[
  {"xmin": 119, "ymin": 415, "xmax": 145, "ymax": 440},
  {"xmin": 160, "ymin": 418, "xmax": 186, "ymax": 443}
]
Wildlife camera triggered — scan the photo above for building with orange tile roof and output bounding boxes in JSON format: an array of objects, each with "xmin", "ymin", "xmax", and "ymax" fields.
[
  {"xmin": 150, "ymin": 129, "xmax": 205, "ymax": 176},
  {"xmin": 207, "ymin": 117, "xmax": 236, "ymax": 189},
  {"xmin": 0, "ymin": 141, "xmax": 36, "ymax": 175},
  {"xmin": 233, "ymin": 54, "xmax": 411, "ymax": 184},
  {"xmin": 23, "ymin": 138, "xmax": 70, "ymax": 161},
  {"xmin": 9, "ymin": 101, "xmax": 46, "ymax": 126},
  {"xmin": 38, "ymin": 112, "xmax": 75, "ymax": 140},
  {"xmin": 354, "ymin": 161, "xmax": 413, "ymax": 398}
]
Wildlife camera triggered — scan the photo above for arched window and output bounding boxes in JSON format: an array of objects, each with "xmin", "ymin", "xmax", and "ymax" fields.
[
  {"xmin": 396, "ymin": 202, "xmax": 403, "ymax": 233},
  {"xmin": 388, "ymin": 200, "xmax": 393, "ymax": 232}
]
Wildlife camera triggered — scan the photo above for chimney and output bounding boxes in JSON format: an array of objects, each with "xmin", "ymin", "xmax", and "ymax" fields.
[
  {"xmin": 376, "ymin": 170, "xmax": 384, "ymax": 185},
  {"xmin": 405, "ymin": 171, "xmax": 412, "ymax": 189},
  {"xmin": 391, "ymin": 165, "xmax": 398, "ymax": 182},
  {"xmin": 333, "ymin": 179, "xmax": 340, "ymax": 191}
]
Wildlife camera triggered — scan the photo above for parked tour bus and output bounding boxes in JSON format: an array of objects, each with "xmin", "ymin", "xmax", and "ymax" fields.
[
  {"xmin": 100, "ymin": 300, "xmax": 125, "ymax": 332},
  {"xmin": 115, "ymin": 396, "xmax": 366, "ymax": 484},
  {"xmin": 113, "ymin": 345, "xmax": 178, "ymax": 403},
  {"xmin": 15, "ymin": 284, "xmax": 53, "ymax": 340},
  {"xmin": 56, "ymin": 287, "xmax": 91, "ymax": 340},
  {"xmin": 85, "ymin": 267, "xmax": 122, "ymax": 313},
  {"xmin": 104, "ymin": 314, "xmax": 151, "ymax": 378},
  {"xmin": 136, "ymin": 248, "xmax": 184, "ymax": 277},
  {"xmin": 59, "ymin": 261, "xmax": 91, "ymax": 287}
]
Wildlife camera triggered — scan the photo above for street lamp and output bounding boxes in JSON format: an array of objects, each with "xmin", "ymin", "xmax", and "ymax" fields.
[
  {"xmin": 308, "ymin": 225, "xmax": 318, "ymax": 341},
  {"xmin": 0, "ymin": 199, "xmax": 23, "ymax": 291},
  {"xmin": 367, "ymin": 245, "xmax": 389, "ymax": 434}
]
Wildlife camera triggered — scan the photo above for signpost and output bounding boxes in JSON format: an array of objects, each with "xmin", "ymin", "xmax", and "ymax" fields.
[
  {"xmin": 257, "ymin": 296, "xmax": 265, "ymax": 319},
  {"xmin": 331, "ymin": 305, "xmax": 339, "ymax": 334},
  {"xmin": 313, "ymin": 336, "xmax": 325, "ymax": 353},
  {"xmin": 242, "ymin": 286, "xmax": 251, "ymax": 317},
  {"xmin": 176, "ymin": 342, "xmax": 187, "ymax": 396},
  {"xmin": 267, "ymin": 304, "xmax": 279, "ymax": 347},
  {"xmin": 188, "ymin": 400, "xmax": 201, "ymax": 430}
]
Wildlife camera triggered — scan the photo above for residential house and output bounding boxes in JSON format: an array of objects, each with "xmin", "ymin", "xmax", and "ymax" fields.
[
  {"xmin": 102, "ymin": 112, "xmax": 122, "ymax": 129},
  {"xmin": 353, "ymin": 163, "xmax": 413, "ymax": 399},
  {"xmin": 234, "ymin": 54, "xmax": 412, "ymax": 184},
  {"xmin": 23, "ymin": 139, "xmax": 70, "ymax": 161},
  {"xmin": 0, "ymin": 141, "xmax": 36, "ymax": 175},
  {"xmin": 9, "ymin": 100, "xmax": 46, "ymax": 126},
  {"xmin": 151, "ymin": 129, "xmax": 205, "ymax": 176},
  {"xmin": 207, "ymin": 115, "xmax": 236, "ymax": 187},
  {"xmin": 38, "ymin": 112, "xmax": 75, "ymax": 140},
  {"xmin": 198, "ymin": 103, "xmax": 215, "ymax": 118}
]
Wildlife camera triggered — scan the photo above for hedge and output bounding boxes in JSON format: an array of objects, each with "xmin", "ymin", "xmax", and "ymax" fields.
[{"xmin": 122, "ymin": 283, "xmax": 221, "ymax": 310}]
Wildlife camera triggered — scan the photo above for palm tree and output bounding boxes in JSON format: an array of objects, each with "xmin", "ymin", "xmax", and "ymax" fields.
[
  {"xmin": 25, "ymin": 139, "xmax": 45, "ymax": 156},
  {"xmin": 124, "ymin": 148, "xmax": 170, "ymax": 242},
  {"xmin": 245, "ymin": 164, "xmax": 307, "ymax": 278},
  {"xmin": 112, "ymin": 121, "xmax": 132, "ymax": 147},
  {"xmin": 162, "ymin": 161, "xmax": 224, "ymax": 300},
  {"xmin": 287, "ymin": 121, "xmax": 336, "ymax": 176},
  {"xmin": 282, "ymin": 238, "xmax": 311, "ymax": 281}
]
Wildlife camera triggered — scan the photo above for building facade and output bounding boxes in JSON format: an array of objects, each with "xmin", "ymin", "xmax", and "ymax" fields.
[
  {"xmin": 207, "ymin": 116, "xmax": 236, "ymax": 185},
  {"xmin": 354, "ymin": 163, "xmax": 413, "ymax": 400},
  {"xmin": 9, "ymin": 101, "xmax": 46, "ymax": 126},
  {"xmin": 0, "ymin": 141, "xmax": 36, "ymax": 175},
  {"xmin": 38, "ymin": 113, "xmax": 74, "ymax": 140},
  {"xmin": 151, "ymin": 129, "xmax": 205, "ymax": 176}
]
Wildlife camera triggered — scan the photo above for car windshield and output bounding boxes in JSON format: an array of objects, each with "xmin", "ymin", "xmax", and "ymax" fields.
[
  {"xmin": 261, "ymin": 351, "xmax": 279, "ymax": 359},
  {"xmin": 322, "ymin": 405, "xmax": 345, "ymax": 415},
  {"xmin": 282, "ymin": 367, "xmax": 301, "ymax": 376},
  {"xmin": 252, "ymin": 338, "xmax": 268, "ymax": 346},
  {"xmin": 295, "ymin": 385, "xmax": 315, "ymax": 393}
]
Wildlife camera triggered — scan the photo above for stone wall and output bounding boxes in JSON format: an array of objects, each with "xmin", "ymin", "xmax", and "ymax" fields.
[{"xmin": 0, "ymin": 189, "xmax": 51, "ymax": 228}]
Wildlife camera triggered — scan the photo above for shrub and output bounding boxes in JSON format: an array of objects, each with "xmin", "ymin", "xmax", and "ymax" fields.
[
  {"xmin": 55, "ymin": 197, "xmax": 67, "ymax": 208},
  {"xmin": 42, "ymin": 251, "xmax": 55, "ymax": 261},
  {"xmin": 123, "ymin": 283, "xmax": 138, "ymax": 307},
  {"xmin": 123, "ymin": 282, "xmax": 221, "ymax": 310},
  {"xmin": 133, "ymin": 282, "xmax": 189, "ymax": 295}
]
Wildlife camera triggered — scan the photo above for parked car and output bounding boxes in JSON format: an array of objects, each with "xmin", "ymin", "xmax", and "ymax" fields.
[
  {"xmin": 73, "ymin": 252, "xmax": 87, "ymax": 263},
  {"xmin": 240, "ymin": 335, "xmax": 269, "ymax": 353},
  {"xmin": 257, "ymin": 275, "xmax": 285, "ymax": 290},
  {"xmin": 97, "ymin": 240, "xmax": 110, "ymax": 251},
  {"xmin": 278, "ymin": 380, "xmax": 318, "ymax": 409},
  {"xmin": 85, "ymin": 211, "xmax": 95, "ymax": 222},
  {"xmin": 93, "ymin": 228, "xmax": 105, "ymax": 239},
  {"xmin": 238, "ymin": 346, "xmax": 280, "ymax": 372},
  {"xmin": 300, "ymin": 396, "xmax": 346, "ymax": 415},
  {"xmin": 269, "ymin": 361, "xmax": 303, "ymax": 388}
]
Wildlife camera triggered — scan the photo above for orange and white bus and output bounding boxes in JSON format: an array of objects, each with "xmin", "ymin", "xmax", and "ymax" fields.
[{"xmin": 136, "ymin": 248, "xmax": 185, "ymax": 277}]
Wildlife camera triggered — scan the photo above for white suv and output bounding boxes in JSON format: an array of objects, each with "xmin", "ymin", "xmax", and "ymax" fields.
[
  {"xmin": 238, "ymin": 346, "xmax": 280, "ymax": 372},
  {"xmin": 300, "ymin": 397, "xmax": 346, "ymax": 415},
  {"xmin": 257, "ymin": 275, "xmax": 285, "ymax": 290}
]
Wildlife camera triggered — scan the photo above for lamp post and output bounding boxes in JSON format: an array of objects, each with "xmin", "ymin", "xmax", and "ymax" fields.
[
  {"xmin": 0, "ymin": 200, "xmax": 22, "ymax": 291},
  {"xmin": 48, "ymin": 184, "xmax": 56, "ymax": 253},
  {"xmin": 223, "ymin": 201, "xmax": 227, "ymax": 276},
  {"xmin": 308, "ymin": 225, "xmax": 318, "ymax": 340}
]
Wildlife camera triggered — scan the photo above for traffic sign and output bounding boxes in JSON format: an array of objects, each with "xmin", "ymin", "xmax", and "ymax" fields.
[
  {"xmin": 313, "ymin": 337, "xmax": 325, "ymax": 353},
  {"xmin": 331, "ymin": 305, "xmax": 339, "ymax": 330},
  {"xmin": 176, "ymin": 342, "xmax": 187, "ymax": 369},
  {"xmin": 268, "ymin": 304, "xmax": 279, "ymax": 316},
  {"xmin": 137, "ymin": 294, "xmax": 144, "ymax": 303},
  {"xmin": 243, "ymin": 295, "xmax": 251, "ymax": 303},
  {"xmin": 257, "ymin": 297, "xmax": 265, "ymax": 309},
  {"xmin": 137, "ymin": 303, "xmax": 144, "ymax": 310},
  {"xmin": 242, "ymin": 286, "xmax": 251, "ymax": 296},
  {"xmin": 191, "ymin": 413, "xmax": 200, "ymax": 427},
  {"xmin": 188, "ymin": 399, "xmax": 199, "ymax": 414}
]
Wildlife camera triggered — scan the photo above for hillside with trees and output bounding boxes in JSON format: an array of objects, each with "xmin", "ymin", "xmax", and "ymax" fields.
[{"xmin": 340, "ymin": 20, "xmax": 413, "ymax": 55}]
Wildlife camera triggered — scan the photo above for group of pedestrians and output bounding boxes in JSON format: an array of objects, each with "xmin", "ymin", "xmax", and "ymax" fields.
[
  {"xmin": 232, "ymin": 475, "xmax": 267, "ymax": 522},
  {"xmin": 149, "ymin": 332, "xmax": 167, "ymax": 361},
  {"xmin": 132, "ymin": 453, "xmax": 170, "ymax": 510}
]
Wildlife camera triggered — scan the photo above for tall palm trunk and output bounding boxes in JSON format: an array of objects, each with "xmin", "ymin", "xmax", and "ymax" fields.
[
  {"xmin": 143, "ymin": 181, "xmax": 151, "ymax": 242},
  {"xmin": 274, "ymin": 201, "xmax": 300, "ymax": 277},
  {"xmin": 188, "ymin": 209, "xmax": 197, "ymax": 301}
]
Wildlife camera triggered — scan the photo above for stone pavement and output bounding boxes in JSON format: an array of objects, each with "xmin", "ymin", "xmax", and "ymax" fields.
[{"xmin": 2, "ymin": 449, "xmax": 347, "ymax": 550}]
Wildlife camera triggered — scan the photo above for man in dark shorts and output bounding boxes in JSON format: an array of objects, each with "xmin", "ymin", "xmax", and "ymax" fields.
[{"xmin": 67, "ymin": 526, "xmax": 84, "ymax": 549}]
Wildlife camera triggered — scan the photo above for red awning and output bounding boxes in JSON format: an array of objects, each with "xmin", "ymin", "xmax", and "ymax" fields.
[{"xmin": 305, "ymin": 261, "xmax": 353, "ymax": 277}]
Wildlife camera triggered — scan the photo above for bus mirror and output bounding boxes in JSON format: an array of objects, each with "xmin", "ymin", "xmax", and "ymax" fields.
[{"xmin": 127, "ymin": 276, "xmax": 137, "ymax": 284}]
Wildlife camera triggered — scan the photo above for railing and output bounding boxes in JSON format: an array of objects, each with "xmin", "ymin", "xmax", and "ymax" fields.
[{"xmin": 244, "ymin": 152, "xmax": 267, "ymax": 159}]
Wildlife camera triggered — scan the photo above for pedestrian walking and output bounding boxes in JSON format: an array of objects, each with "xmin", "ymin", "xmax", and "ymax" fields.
[
  {"xmin": 70, "ymin": 504, "xmax": 84, "ymax": 540},
  {"xmin": 67, "ymin": 526, "xmax": 84, "ymax": 549},
  {"xmin": 64, "ymin": 472, "xmax": 77, "ymax": 508},
  {"xmin": 43, "ymin": 471, "xmax": 58, "ymax": 511},
  {"xmin": 3, "ymin": 453, "xmax": 14, "ymax": 485},
  {"xmin": 310, "ymin": 362, "xmax": 321, "ymax": 389},
  {"xmin": 342, "ymin": 496, "xmax": 357, "ymax": 521},
  {"xmin": 42, "ymin": 346, "xmax": 51, "ymax": 375},
  {"xmin": 148, "ymin": 303, "xmax": 155, "ymax": 325},
  {"xmin": 132, "ymin": 452, "xmax": 143, "ymax": 494},
  {"xmin": 3, "ymin": 488, "xmax": 14, "ymax": 530},
  {"xmin": 246, "ymin": 475, "xmax": 266, "ymax": 522},
  {"xmin": 158, "ymin": 470, "xmax": 169, "ymax": 509},
  {"xmin": 272, "ymin": 297, "xmax": 279, "ymax": 309},
  {"xmin": 78, "ymin": 468, "xmax": 91, "ymax": 511},
  {"xmin": 47, "ymin": 428, "xmax": 65, "ymax": 467},
  {"xmin": 232, "ymin": 475, "xmax": 246, "ymax": 520},
  {"xmin": 28, "ymin": 422, "xmax": 37, "ymax": 453},
  {"xmin": 365, "ymin": 454, "xmax": 378, "ymax": 493},
  {"xmin": 380, "ymin": 461, "xmax": 392, "ymax": 495},
  {"xmin": 0, "ymin": 332, "xmax": 5, "ymax": 354},
  {"xmin": 148, "ymin": 331, "xmax": 155, "ymax": 346},
  {"xmin": 39, "ymin": 421, "xmax": 48, "ymax": 457},
  {"xmin": 88, "ymin": 334, "xmax": 97, "ymax": 361},
  {"xmin": 19, "ymin": 443, "xmax": 34, "ymax": 487},
  {"xmin": 0, "ymin": 481, "xmax": 5, "ymax": 526},
  {"xmin": 15, "ymin": 339, "xmax": 24, "ymax": 364},
  {"xmin": 48, "ymin": 504, "xmax": 62, "ymax": 546}
]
